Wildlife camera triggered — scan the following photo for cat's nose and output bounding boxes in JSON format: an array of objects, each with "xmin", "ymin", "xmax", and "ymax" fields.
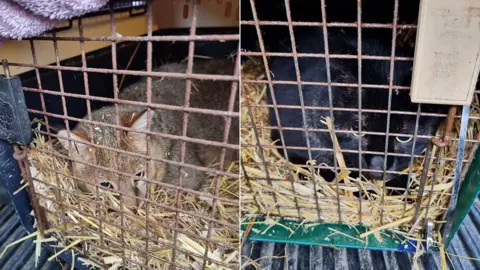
[{"xmin": 368, "ymin": 156, "xmax": 385, "ymax": 179}]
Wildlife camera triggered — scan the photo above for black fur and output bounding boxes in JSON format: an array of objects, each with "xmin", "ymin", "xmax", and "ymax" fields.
[{"xmin": 267, "ymin": 27, "xmax": 448, "ymax": 192}]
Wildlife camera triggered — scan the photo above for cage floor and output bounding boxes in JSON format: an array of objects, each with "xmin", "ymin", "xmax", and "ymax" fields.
[
  {"xmin": 27, "ymin": 133, "xmax": 239, "ymax": 269},
  {"xmin": 3, "ymin": 197, "xmax": 480, "ymax": 270},
  {"xmin": 0, "ymin": 203, "xmax": 64, "ymax": 270},
  {"xmin": 240, "ymin": 58, "xmax": 480, "ymax": 241},
  {"xmin": 241, "ymin": 196, "xmax": 480, "ymax": 270}
]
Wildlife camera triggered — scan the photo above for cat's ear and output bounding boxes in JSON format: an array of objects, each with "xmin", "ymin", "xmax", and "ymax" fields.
[
  {"xmin": 121, "ymin": 110, "xmax": 154, "ymax": 131},
  {"xmin": 57, "ymin": 128, "xmax": 89, "ymax": 155},
  {"xmin": 121, "ymin": 110, "xmax": 155, "ymax": 153}
]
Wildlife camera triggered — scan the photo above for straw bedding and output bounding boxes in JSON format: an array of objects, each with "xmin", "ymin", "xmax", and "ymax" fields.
[
  {"xmin": 240, "ymin": 57, "xmax": 480, "ymax": 240},
  {"xmin": 27, "ymin": 131, "xmax": 239, "ymax": 269}
]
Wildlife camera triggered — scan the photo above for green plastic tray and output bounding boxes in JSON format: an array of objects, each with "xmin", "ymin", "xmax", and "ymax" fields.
[{"xmin": 242, "ymin": 143, "xmax": 480, "ymax": 252}]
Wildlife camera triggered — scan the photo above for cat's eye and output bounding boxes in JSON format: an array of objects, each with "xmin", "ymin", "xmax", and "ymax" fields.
[
  {"xmin": 396, "ymin": 135, "xmax": 413, "ymax": 143},
  {"xmin": 136, "ymin": 171, "xmax": 146, "ymax": 179},
  {"xmin": 349, "ymin": 127, "xmax": 365, "ymax": 137},
  {"xmin": 100, "ymin": 182, "xmax": 113, "ymax": 189}
]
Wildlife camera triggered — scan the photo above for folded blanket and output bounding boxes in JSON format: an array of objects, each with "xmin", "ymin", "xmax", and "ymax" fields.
[
  {"xmin": 0, "ymin": 1, "xmax": 58, "ymax": 39},
  {"xmin": 12, "ymin": 0, "xmax": 108, "ymax": 20},
  {"xmin": 0, "ymin": 0, "xmax": 108, "ymax": 39}
]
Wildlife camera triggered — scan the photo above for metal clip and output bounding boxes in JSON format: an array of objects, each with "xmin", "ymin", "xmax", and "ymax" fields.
[
  {"xmin": 425, "ymin": 219, "xmax": 434, "ymax": 251},
  {"xmin": 425, "ymin": 219, "xmax": 435, "ymax": 270}
]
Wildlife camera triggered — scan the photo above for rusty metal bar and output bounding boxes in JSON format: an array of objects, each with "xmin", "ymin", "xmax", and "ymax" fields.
[
  {"xmin": 32, "ymin": 182, "xmax": 236, "ymax": 251},
  {"xmin": 41, "ymin": 212, "xmax": 188, "ymax": 269},
  {"xmin": 241, "ymin": 200, "xmax": 451, "ymax": 215},
  {"xmin": 244, "ymin": 195, "xmax": 450, "ymax": 209},
  {"xmin": 356, "ymin": 0, "xmax": 363, "ymax": 224},
  {"xmin": 282, "ymin": 0, "xmax": 323, "ymax": 223},
  {"xmin": 401, "ymin": 104, "xmax": 422, "ymax": 221},
  {"xmin": 34, "ymin": 35, "xmax": 67, "ymax": 238},
  {"xmin": 202, "ymin": 51, "xmax": 240, "ymax": 269},
  {"xmin": 417, "ymin": 106, "xmax": 458, "ymax": 222},
  {"xmin": 30, "ymin": 144, "xmax": 237, "ymax": 205},
  {"xmin": 171, "ymin": 0, "xmax": 198, "ymax": 267},
  {"xmin": 60, "ymin": 123, "xmax": 239, "ymax": 172},
  {"xmin": 28, "ymin": 34, "xmax": 239, "ymax": 42},
  {"xmin": 248, "ymin": 0, "xmax": 299, "ymax": 220},
  {"xmin": 1, "ymin": 1, "xmax": 240, "ymax": 268},
  {"xmin": 413, "ymin": 141, "xmax": 434, "ymax": 221},
  {"xmin": 240, "ymin": 159, "xmax": 263, "ymax": 216},
  {"xmin": 13, "ymin": 145, "xmax": 48, "ymax": 235},
  {"xmin": 432, "ymin": 106, "xmax": 458, "ymax": 148},
  {"xmin": 8, "ymin": 62, "xmax": 237, "ymax": 81},
  {"xmin": 242, "ymin": 202, "xmax": 451, "ymax": 213},
  {"xmin": 244, "ymin": 103, "xmax": 446, "ymax": 117},
  {"xmin": 23, "ymin": 86, "xmax": 239, "ymax": 117},
  {"xmin": 242, "ymin": 82, "xmax": 283, "ymax": 216},
  {"xmin": 50, "ymin": 30, "xmax": 76, "ymax": 210},
  {"xmin": 144, "ymin": 1, "xmax": 153, "ymax": 267},
  {"xmin": 77, "ymin": 18, "xmax": 109, "ymax": 261},
  {"xmin": 241, "ymin": 126, "xmax": 480, "ymax": 143},
  {"xmin": 30, "ymin": 108, "xmax": 237, "ymax": 150},
  {"xmin": 379, "ymin": 0, "xmax": 400, "ymax": 225},
  {"xmin": 108, "ymin": 3, "xmax": 128, "ymax": 266},
  {"xmin": 242, "ymin": 166, "xmax": 446, "ymax": 181},
  {"xmin": 240, "ymin": 20, "xmax": 416, "ymax": 29},
  {"xmin": 242, "ymin": 78, "xmax": 411, "ymax": 89},
  {"xmin": 241, "ymin": 143, "xmax": 471, "ymax": 162},
  {"xmin": 319, "ymin": 0, "xmax": 343, "ymax": 223},
  {"xmin": 239, "ymin": 176, "xmax": 449, "ymax": 195},
  {"xmin": 29, "ymin": 41, "xmax": 51, "ymax": 136},
  {"xmin": 38, "ymin": 208, "xmax": 201, "ymax": 269},
  {"xmin": 31, "ymin": 167, "xmax": 235, "ymax": 229},
  {"xmin": 244, "ymin": 122, "xmax": 450, "ymax": 134},
  {"xmin": 422, "ymin": 147, "xmax": 444, "ymax": 225},
  {"xmin": 242, "ymin": 51, "xmax": 414, "ymax": 61}
]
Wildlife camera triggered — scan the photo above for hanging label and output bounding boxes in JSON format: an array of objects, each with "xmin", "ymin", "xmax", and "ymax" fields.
[{"xmin": 410, "ymin": 0, "xmax": 480, "ymax": 105}]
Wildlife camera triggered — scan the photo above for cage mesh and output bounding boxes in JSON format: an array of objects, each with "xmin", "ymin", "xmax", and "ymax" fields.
[
  {"xmin": 1, "ymin": 0, "xmax": 240, "ymax": 269},
  {"xmin": 240, "ymin": 0, "xmax": 480, "ymax": 241}
]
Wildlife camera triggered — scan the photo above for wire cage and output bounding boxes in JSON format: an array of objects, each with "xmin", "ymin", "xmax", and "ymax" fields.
[
  {"xmin": 240, "ymin": 0, "xmax": 480, "ymax": 254},
  {"xmin": 0, "ymin": 0, "xmax": 239, "ymax": 269}
]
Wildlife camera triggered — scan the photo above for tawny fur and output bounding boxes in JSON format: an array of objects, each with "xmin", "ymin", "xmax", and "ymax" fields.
[{"xmin": 57, "ymin": 58, "xmax": 238, "ymax": 207}]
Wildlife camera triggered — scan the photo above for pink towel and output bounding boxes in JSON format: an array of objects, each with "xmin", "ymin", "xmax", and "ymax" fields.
[
  {"xmin": 12, "ymin": 0, "xmax": 108, "ymax": 20},
  {"xmin": 0, "ymin": 1, "xmax": 58, "ymax": 39},
  {"xmin": 0, "ymin": 0, "xmax": 108, "ymax": 39}
]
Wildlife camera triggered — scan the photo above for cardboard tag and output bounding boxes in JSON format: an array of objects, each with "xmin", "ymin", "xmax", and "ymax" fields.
[
  {"xmin": 410, "ymin": 0, "xmax": 480, "ymax": 105},
  {"xmin": 153, "ymin": 0, "xmax": 239, "ymax": 29}
]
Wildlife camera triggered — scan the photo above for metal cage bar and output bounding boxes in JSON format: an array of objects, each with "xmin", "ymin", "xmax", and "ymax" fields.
[
  {"xmin": 247, "ymin": 0, "xmax": 302, "ymax": 220},
  {"xmin": 379, "ymin": 0, "xmax": 399, "ymax": 225},
  {"xmin": 240, "ymin": 0, "xmax": 479, "ymax": 253},
  {"xmin": 1, "ymin": 0, "xmax": 240, "ymax": 269}
]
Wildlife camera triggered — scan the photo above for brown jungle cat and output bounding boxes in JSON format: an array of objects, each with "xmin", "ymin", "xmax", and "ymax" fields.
[{"xmin": 57, "ymin": 58, "xmax": 238, "ymax": 207}]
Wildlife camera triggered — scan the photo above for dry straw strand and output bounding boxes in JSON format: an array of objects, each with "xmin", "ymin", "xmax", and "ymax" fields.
[
  {"xmin": 26, "ymin": 126, "xmax": 239, "ymax": 269},
  {"xmin": 241, "ymin": 58, "xmax": 480, "ymax": 241}
]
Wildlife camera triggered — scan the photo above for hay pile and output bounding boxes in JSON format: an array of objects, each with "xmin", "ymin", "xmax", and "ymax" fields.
[
  {"xmin": 27, "ymin": 132, "xmax": 239, "ymax": 269},
  {"xmin": 240, "ymin": 58, "xmax": 480, "ymax": 239}
]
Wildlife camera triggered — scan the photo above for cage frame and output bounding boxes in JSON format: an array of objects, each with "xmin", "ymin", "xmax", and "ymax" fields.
[
  {"xmin": 239, "ymin": 0, "xmax": 480, "ymax": 252},
  {"xmin": 0, "ymin": 0, "xmax": 240, "ymax": 269}
]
